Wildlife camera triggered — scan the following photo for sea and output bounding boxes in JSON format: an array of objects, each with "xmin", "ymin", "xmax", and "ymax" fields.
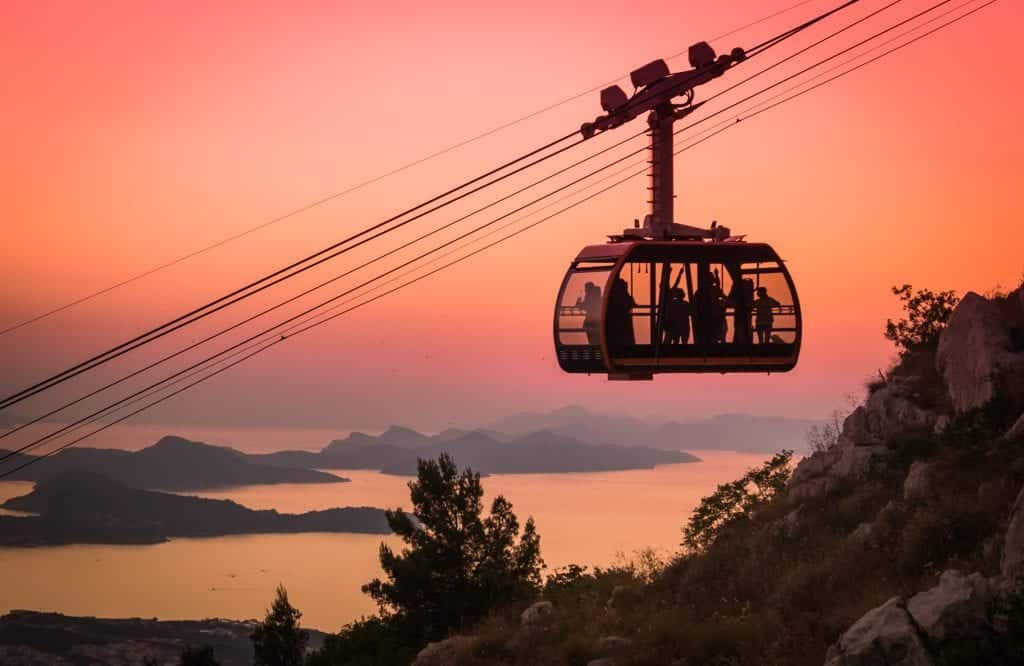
[{"xmin": 0, "ymin": 450, "xmax": 770, "ymax": 632}]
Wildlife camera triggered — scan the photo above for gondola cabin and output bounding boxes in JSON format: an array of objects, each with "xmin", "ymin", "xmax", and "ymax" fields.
[
  {"xmin": 554, "ymin": 45, "xmax": 803, "ymax": 379},
  {"xmin": 554, "ymin": 239, "xmax": 802, "ymax": 380}
]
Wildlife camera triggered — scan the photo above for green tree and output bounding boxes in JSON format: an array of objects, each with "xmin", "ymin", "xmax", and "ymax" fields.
[
  {"xmin": 251, "ymin": 584, "xmax": 308, "ymax": 666},
  {"xmin": 683, "ymin": 451, "xmax": 793, "ymax": 552},
  {"xmin": 363, "ymin": 454, "xmax": 543, "ymax": 643},
  {"xmin": 180, "ymin": 645, "xmax": 220, "ymax": 666},
  {"xmin": 884, "ymin": 284, "xmax": 959, "ymax": 353}
]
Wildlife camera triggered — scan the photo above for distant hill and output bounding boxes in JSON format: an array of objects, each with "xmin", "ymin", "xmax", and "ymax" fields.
[
  {"xmin": 490, "ymin": 406, "xmax": 820, "ymax": 453},
  {"xmin": 0, "ymin": 470, "xmax": 390, "ymax": 546},
  {"xmin": 252, "ymin": 427, "xmax": 698, "ymax": 476},
  {"xmin": 1, "ymin": 435, "xmax": 347, "ymax": 490}
]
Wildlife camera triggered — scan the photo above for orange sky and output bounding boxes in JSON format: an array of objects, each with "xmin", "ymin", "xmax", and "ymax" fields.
[{"xmin": 1, "ymin": 0, "xmax": 1022, "ymax": 437}]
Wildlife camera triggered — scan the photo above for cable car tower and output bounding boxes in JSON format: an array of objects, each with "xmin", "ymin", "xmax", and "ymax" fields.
[
  {"xmin": 582, "ymin": 42, "xmax": 746, "ymax": 241},
  {"xmin": 555, "ymin": 41, "xmax": 803, "ymax": 379}
]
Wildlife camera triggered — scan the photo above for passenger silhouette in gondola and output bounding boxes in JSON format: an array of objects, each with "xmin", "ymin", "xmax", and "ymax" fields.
[
  {"xmin": 577, "ymin": 281, "xmax": 602, "ymax": 345},
  {"xmin": 693, "ymin": 268, "xmax": 724, "ymax": 345},
  {"xmin": 606, "ymin": 278, "xmax": 636, "ymax": 348},
  {"xmin": 728, "ymin": 277, "xmax": 755, "ymax": 344},
  {"xmin": 753, "ymin": 286, "xmax": 782, "ymax": 344},
  {"xmin": 662, "ymin": 287, "xmax": 691, "ymax": 345}
]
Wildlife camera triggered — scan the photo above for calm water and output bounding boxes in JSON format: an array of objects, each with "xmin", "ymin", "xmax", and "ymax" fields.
[{"xmin": 0, "ymin": 451, "xmax": 769, "ymax": 631}]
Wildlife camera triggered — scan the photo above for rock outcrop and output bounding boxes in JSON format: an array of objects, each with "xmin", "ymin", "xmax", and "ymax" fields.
[
  {"xmin": 906, "ymin": 570, "xmax": 994, "ymax": 643},
  {"xmin": 824, "ymin": 596, "xmax": 932, "ymax": 666},
  {"xmin": 793, "ymin": 285, "xmax": 1024, "ymax": 503},
  {"xmin": 936, "ymin": 289, "xmax": 1024, "ymax": 414},
  {"xmin": 902, "ymin": 461, "xmax": 937, "ymax": 502},
  {"xmin": 520, "ymin": 600, "xmax": 553, "ymax": 626},
  {"xmin": 827, "ymin": 569, "xmax": 1019, "ymax": 666}
]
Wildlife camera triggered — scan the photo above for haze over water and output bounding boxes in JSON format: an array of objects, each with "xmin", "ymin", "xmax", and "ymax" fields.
[{"xmin": 0, "ymin": 451, "xmax": 767, "ymax": 631}]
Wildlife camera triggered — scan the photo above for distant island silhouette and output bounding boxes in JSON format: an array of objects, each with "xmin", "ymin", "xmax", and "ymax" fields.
[
  {"xmin": 1, "ymin": 435, "xmax": 348, "ymax": 490},
  {"xmin": 488, "ymin": 406, "xmax": 821, "ymax": 453},
  {"xmin": 252, "ymin": 425, "xmax": 700, "ymax": 475},
  {"xmin": 0, "ymin": 409, "xmax": 814, "ymax": 499},
  {"xmin": 0, "ymin": 470, "xmax": 390, "ymax": 546}
]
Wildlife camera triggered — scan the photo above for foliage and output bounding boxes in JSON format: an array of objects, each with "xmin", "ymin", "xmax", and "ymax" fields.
[
  {"xmin": 884, "ymin": 284, "xmax": 959, "ymax": 353},
  {"xmin": 807, "ymin": 409, "xmax": 846, "ymax": 453},
  {"xmin": 363, "ymin": 453, "xmax": 544, "ymax": 643},
  {"xmin": 306, "ymin": 616, "xmax": 417, "ymax": 666},
  {"xmin": 251, "ymin": 584, "xmax": 308, "ymax": 666},
  {"xmin": 179, "ymin": 645, "xmax": 220, "ymax": 666},
  {"xmin": 606, "ymin": 547, "xmax": 669, "ymax": 584},
  {"xmin": 682, "ymin": 451, "xmax": 793, "ymax": 552}
]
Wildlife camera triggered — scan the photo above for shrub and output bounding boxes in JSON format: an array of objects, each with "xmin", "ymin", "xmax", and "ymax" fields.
[
  {"xmin": 683, "ymin": 451, "xmax": 793, "ymax": 552},
  {"xmin": 807, "ymin": 410, "xmax": 846, "ymax": 453},
  {"xmin": 884, "ymin": 284, "xmax": 958, "ymax": 354},
  {"xmin": 306, "ymin": 616, "xmax": 416, "ymax": 666}
]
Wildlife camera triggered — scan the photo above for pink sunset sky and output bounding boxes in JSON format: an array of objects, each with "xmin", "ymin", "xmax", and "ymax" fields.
[{"xmin": 1, "ymin": 0, "xmax": 1021, "ymax": 437}]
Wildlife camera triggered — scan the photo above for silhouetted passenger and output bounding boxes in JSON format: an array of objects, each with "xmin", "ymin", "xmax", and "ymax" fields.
[
  {"xmin": 711, "ymin": 270, "xmax": 727, "ymax": 343},
  {"xmin": 728, "ymin": 277, "xmax": 755, "ymax": 344},
  {"xmin": 577, "ymin": 281, "xmax": 602, "ymax": 345},
  {"xmin": 753, "ymin": 286, "xmax": 782, "ymax": 344},
  {"xmin": 606, "ymin": 278, "xmax": 636, "ymax": 347},
  {"xmin": 694, "ymin": 271, "xmax": 726, "ymax": 345},
  {"xmin": 662, "ymin": 288, "xmax": 692, "ymax": 345}
]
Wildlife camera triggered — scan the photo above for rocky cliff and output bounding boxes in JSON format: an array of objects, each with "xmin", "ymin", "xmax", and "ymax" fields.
[{"xmin": 790, "ymin": 285, "xmax": 1024, "ymax": 665}]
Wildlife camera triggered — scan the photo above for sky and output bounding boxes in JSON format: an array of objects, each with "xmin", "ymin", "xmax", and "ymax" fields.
[{"xmin": 1, "ymin": 0, "xmax": 1022, "ymax": 443}]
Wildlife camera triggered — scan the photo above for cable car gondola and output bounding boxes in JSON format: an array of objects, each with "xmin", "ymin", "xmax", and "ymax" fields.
[{"xmin": 552, "ymin": 42, "xmax": 802, "ymax": 379}]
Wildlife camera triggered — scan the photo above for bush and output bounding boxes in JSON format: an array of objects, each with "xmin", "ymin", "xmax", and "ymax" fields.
[
  {"xmin": 306, "ymin": 616, "xmax": 417, "ymax": 666},
  {"xmin": 884, "ymin": 284, "xmax": 958, "ymax": 353},
  {"xmin": 683, "ymin": 451, "xmax": 793, "ymax": 552},
  {"xmin": 807, "ymin": 410, "xmax": 846, "ymax": 453}
]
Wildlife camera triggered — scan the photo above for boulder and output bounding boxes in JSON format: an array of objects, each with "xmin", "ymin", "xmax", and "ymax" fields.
[
  {"xmin": 789, "ymin": 444, "xmax": 886, "ymax": 501},
  {"xmin": 824, "ymin": 596, "xmax": 933, "ymax": 666},
  {"xmin": 903, "ymin": 462, "xmax": 937, "ymax": 502},
  {"xmin": 413, "ymin": 636, "xmax": 475, "ymax": 666},
  {"xmin": 847, "ymin": 382, "xmax": 940, "ymax": 447},
  {"xmin": 520, "ymin": 600, "xmax": 554, "ymax": 626},
  {"xmin": 906, "ymin": 570, "xmax": 994, "ymax": 643},
  {"xmin": 936, "ymin": 291, "xmax": 1024, "ymax": 414},
  {"xmin": 595, "ymin": 636, "xmax": 633, "ymax": 652},
  {"xmin": 1001, "ymin": 485, "xmax": 1024, "ymax": 578}
]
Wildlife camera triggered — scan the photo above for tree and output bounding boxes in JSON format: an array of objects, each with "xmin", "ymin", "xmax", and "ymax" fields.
[
  {"xmin": 179, "ymin": 645, "xmax": 220, "ymax": 666},
  {"xmin": 884, "ymin": 284, "xmax": 959, "ymax": 353},
  {"xmin": 362, "ymin": 454, "xmax": 543, "ymax": 643},
  {"xmin": 251, "ymin": 584, "xmax": 308, "ymax": 666},
  {"xmin": 683, "ymin": 451, "xmax": 793, "ymax": 552}
]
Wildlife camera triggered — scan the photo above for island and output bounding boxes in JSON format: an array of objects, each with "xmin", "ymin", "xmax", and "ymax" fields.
[
  {"xmin": 252, "ymin": 426, "xmax": 701, "ymax": 475},
  {"xmin": 2, "ymin": 435, "xmax": 347, "ymax": 491},
  {"xmin": 0, "ymin": 470, "xmax": 391, "ymax": 547}
]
